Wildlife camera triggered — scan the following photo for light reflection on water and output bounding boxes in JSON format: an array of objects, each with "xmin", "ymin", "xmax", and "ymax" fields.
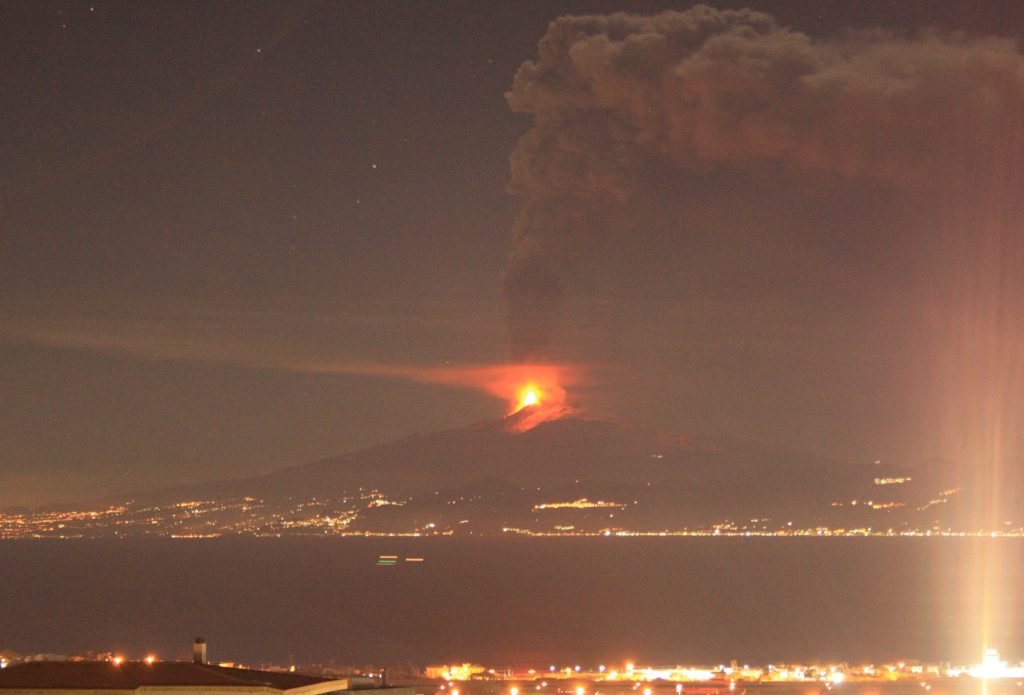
[{"xmin": 1, "ymin": 537, "xmax": 1023, "ymax": 665}]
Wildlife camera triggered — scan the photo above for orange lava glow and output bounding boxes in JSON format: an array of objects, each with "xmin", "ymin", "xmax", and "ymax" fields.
[
  {"xmin": 293, "ymin": 358, "xmax": 580, "ymax": 430},
  {"xmin": 425, "ymin": 362, "xmax": 574, "ymax": 417},
  {"xmin": 501, "ymin": 366, "xmax": 576, "ymax": 431},
  {"xmin": 516, "ymin": 385, "xmax": 541, "ymax": 411},
  {"xmin": 415, "ymin": 362, "xmax": 577, "ymax": 430},
  {"xmin": 488, "ymin": 365, "xmax": 568, "ymax": 414}
]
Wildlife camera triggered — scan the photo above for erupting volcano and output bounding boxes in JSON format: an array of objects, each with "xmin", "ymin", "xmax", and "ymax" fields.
[
  {"xmin": 386, "ymin": 361, "xmax": 576, "ymax": 424},
  {"xmin": 296, "ymin": 360, "xmax": 579, "ymax": 431},
  {"xmin": 501, "ymin": 365, "xmax": 575, "ymax": 432},
  {"xmin": 515, "ymin": 385, "xmax": 540, "ymax": 411},
  {"xmin": 501, "ymin": 367, "xmax": 565, "ymax": 412}
]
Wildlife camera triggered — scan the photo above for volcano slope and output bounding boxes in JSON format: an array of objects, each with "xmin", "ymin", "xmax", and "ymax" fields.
[{"xmin": 116, "ymin": 408, "xmax": 976, "ymax": 535}]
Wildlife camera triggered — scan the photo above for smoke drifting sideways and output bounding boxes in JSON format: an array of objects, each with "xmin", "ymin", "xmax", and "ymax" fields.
[
  {"xmin": 2, "ymin": 318, "xmax": 583, "ymax": 428},
  {"xmin": 503, "ymin": 5, "xmax": 1024, "ymax": 361},
  {"xmin": 294, "ymin": 359, "xmax": 579, "ymax": 421}
]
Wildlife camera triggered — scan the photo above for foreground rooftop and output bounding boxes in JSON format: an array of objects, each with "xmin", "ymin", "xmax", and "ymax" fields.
[{"xmin": 0, "ymin": 661, "xmax": 385, "ymax": 695}]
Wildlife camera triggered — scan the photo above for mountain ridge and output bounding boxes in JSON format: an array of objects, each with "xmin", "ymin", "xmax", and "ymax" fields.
[{"xmin": 6, "ymin": 410, "xmax": 1007, "ymax": 538}]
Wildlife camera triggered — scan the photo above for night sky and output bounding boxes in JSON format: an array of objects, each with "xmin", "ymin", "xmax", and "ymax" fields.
[{"xmin": 3, "ymin": 1, "xmax": 1023, "ymax": 508}]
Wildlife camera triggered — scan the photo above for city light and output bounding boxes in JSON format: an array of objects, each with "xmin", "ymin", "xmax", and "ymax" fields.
[
  {"xmin": 417, "ymin": 651, "xmax": 1024, "ymax": 689},
  {"xmin": 3, "ymin": 491, "xmax": 1021, "ymax": 540},
  {"xmin": 966, "ymin": 649, "xmax": 1024, "ymax": 679},
  {"xmin": 7, "ymin": 651, "xmax": 1024, "ymax": 688}
]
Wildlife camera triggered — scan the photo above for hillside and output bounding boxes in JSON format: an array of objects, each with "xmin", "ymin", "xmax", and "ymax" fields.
[
  {"xmin": 5, "ymin": 409, "xmax": 1011, "ymax": 539},
  {"xmin": 67, "ymin": 408, "xmax": 994, "ymax": 537}
]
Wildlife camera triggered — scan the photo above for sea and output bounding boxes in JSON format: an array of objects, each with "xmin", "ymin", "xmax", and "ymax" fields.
[{"xmin": 1, "ymin": 537, "xmax": 1022, "ymax": 668}]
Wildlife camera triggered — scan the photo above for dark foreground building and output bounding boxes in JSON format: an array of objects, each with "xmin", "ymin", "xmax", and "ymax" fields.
[{"xmin": 0, "ymin": 659, "xmax": 413, "ymax": 695}]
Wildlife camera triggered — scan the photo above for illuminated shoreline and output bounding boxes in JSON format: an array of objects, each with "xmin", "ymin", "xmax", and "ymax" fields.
[
  {"xmin": 4, "ymin": 653, "xmax": 1024, "ymax": 686},
  {"xmin": 3, "ymin": 495, "xmax": 1023, "ymax": 540},
  {"xmin": 423, "ymin": 651, "xmax": 1024, "ymax": 686}
]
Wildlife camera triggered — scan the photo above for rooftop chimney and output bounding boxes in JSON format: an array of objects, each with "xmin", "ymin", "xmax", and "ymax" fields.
[{"xmin": 193, "ymin": 638, "xmax": 207, "ymax": 665}]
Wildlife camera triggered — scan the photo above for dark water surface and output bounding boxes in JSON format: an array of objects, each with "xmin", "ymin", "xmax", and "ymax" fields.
[{"xmin": 2, "ymin": 538, "xmax": 1022, "ymax": 666}]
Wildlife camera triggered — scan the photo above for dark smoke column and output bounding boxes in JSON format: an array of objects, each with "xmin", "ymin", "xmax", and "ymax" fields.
[
  {"xmin": 503, "ymin": 244, "xmax": 562, "ymax": 363},
  {"xmin": 503, "ymin": 196, "xmax": 630, "ymax": 361},
  {"xmin": 502, "ymin": 137, "xmax": 638, "ymax": 361},
  {"xmin": 502, "ymin": 6, "xmax": 1024, "ymax": 360}
]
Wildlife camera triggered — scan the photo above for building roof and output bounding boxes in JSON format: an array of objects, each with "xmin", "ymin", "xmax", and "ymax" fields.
[{"xmin": 0, "ymin": 662, "xmax": 342, "ymax": 691}]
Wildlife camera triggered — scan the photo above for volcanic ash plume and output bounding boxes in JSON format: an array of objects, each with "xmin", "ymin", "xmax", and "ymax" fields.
[{"xmin": 503, "ymin": 5, "xmax": 1024, "ymax": 359}]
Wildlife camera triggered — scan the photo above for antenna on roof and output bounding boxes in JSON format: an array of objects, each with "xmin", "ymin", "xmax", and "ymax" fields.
[{"xmin": 193, "ymin": 638, "xmax": 207, "ymax": 665}]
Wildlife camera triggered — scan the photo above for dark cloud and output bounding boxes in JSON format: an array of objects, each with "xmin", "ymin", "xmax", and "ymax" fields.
[{"xmin": 503, "ymin": 5, "xmax": 1024, "ymax": 360}]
